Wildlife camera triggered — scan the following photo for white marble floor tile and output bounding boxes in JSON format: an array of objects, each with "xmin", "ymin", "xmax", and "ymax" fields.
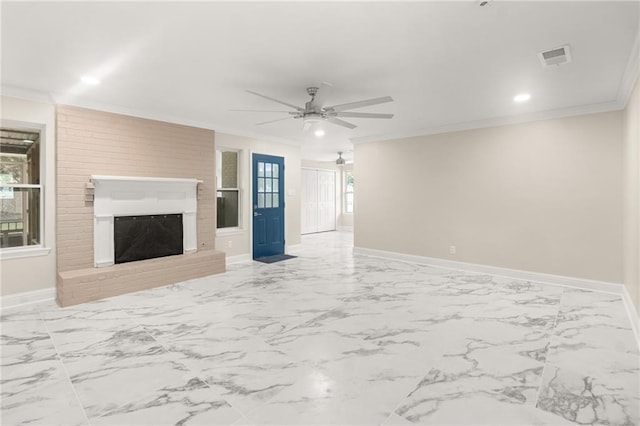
[
  {"xmin": 1, "ymin": 230, "xmax": 638, "ymax": 426},
  {"xmin": 397, "ymin": 394, "xmax": 575, "ymax": 425},
  {"xmin": 178, "ymin": 338, "xmax": 306, "ymax": 414},
  {"xmin": 1, "ymin": 307, "xmax": 89, "ymax": 426},
  {"xmin": 382, "ymin": 412, "xmax": 415, "ymax": 425},
  {"xmin": 243, "ymin": 365, "xmax": 418, "ymax": 425},
  {"xmin": 58, "ymin": 326, "xmax": 241, "ymax": 425},
  {"xmin": 1, "ymin": 358, "xmax": 89, "ymax": 426},
  {"xmin": 536, "ymin": 363, "xmax": 639, "ymax": 426}
]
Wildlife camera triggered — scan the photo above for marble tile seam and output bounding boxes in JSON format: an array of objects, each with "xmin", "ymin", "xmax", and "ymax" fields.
[
  {"xmin": 533, "ymin": 286, "xmax": 566, "ymax": 407},
  {"xmin": 385, "ymin": 370, "xmax": 440, "ymax": 425},
  {"xmin": 39, "ymin": 306, "xmax": 92, "ymax": 426}
]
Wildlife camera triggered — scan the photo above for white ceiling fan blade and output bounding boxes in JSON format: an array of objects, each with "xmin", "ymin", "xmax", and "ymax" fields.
[
  {"xmin": 324, "ymin": 96, "xmax": 393, "ymax": 112},
  {"xmin": 246, "ymin": 90, "xmax": 304, "ymax": 112},
  {"xmin": 326, "ymin": 117, "xmax": 357, "ymax": 129},
  {"xmin": 331, "ymin": 112, "xmax": 394, "ymax": 119},
  {"xmin": 255, "ymin": 116, "xmax": 293, "ymax": 126},
  {"xmin": 230, "ymin": 109, "xmax": 298, "ymax": 114}
]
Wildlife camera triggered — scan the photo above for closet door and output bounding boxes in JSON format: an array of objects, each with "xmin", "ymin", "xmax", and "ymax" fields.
[
  {"xmin": 301, "ymin": 169, "xmax": 318, "ymax": 234},
  {"xmin": 317, "ymin": 170, "xmax": 336, "ymax": 232}
]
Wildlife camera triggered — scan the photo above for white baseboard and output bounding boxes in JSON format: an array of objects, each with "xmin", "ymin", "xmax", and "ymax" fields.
[
  {"xmin": 337, "ymin": 226, "xmax": 354, "ymax": 232},
  {"xmin": 1, "ymin": 287, "xmax": 56, "ymax": 309},
  {"xmin": 353, "ymin": 246, "xmax": 639, "ymax": 345},
  {"xmin": 622, "ymin": 287, "xmax": 640, "ymax": 347}
]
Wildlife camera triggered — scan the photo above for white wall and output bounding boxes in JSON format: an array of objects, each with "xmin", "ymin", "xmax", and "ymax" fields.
[
  {"xmin": 1, "ymin": 96, "xmax": 56, "ymax": 296},
  {"xmin": 354, "ymin": 111, "xmax": 624, "ymax": 283},
  {"xmin": 215, "ymin": 133, "xmax": 301, "ymax": 257},
  {"xmin": 623, "ymin": 77, "xmax": 640, "ymax": 311}
]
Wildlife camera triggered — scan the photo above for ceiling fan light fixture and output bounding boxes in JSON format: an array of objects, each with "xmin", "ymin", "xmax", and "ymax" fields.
[
  {"xmin": 513, "ymin": 93, "xmax": 531, "ymax": 103},
  {"xmin": 81, "ymin": 75, "xmax": 100, "ymax": 85},
  {"xmin": 304, "ymin": 114, "xmax": 322, "ymax": 124}
]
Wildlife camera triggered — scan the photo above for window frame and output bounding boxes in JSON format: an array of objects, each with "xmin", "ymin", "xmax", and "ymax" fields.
[
  {"xmin": 0, "ymin": 121, "xmax": 47, "ymax": 257},
  {"xmin": 216, "ymin": 147, "xmax": 242, "ymax": 232},
  {"xmin": 344, "ymin": 170, "xmax": 354, "ymax": 214}
]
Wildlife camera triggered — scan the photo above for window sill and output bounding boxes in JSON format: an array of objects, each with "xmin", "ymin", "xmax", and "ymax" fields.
[
  {"xmin": 1, "ymin": 246, "xmax": 52, "ymax": 260},
  {"xmin": 216, "ymin": 228, "xmax": 245, "ymax": 237}
]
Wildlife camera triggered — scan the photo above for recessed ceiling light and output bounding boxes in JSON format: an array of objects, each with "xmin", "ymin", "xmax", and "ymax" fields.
[
  {"xmin": 314, "ymin": 129, "xmax": 325, "ymax": 138},
  {"xmin": 513, "ymin": 93, "xmax": 531, "ymax": 103},
  {"xmin": 22, "ymin": 139, "xmax": 34, "ymax": 144},
  {"xmin": 81, "ymin": 76, "xmax": 100, "ymax": 85}
]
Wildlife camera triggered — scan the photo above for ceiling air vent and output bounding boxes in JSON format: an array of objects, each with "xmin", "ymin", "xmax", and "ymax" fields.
[{"xmin": 538, "ymin": 45, "xmax": 572, "ymax": 67}]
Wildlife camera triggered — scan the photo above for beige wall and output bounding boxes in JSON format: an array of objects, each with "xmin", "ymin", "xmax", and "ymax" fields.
[
  {"xmin": 215, "ymin": 133, "xmax": 301, "ymax": 258},
  {"xmin": 56, "ymin": 105, "xmax": 216, "ymax": 272},
  {"xmin": 1, "ymin": 96, "xmax": 56, "ymax": 296},
  {"xmin": 623, "ymin": 77, "xmax": 640, "ymax": 311},
  {"xmin": 355, "ymin": 111, "xmax": 624, "ymax": 283}
]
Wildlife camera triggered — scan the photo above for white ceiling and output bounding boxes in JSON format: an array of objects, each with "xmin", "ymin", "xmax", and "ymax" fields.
[{"xmin": 2, "ymin": 1, "xmax": 638, "ymax": 162}]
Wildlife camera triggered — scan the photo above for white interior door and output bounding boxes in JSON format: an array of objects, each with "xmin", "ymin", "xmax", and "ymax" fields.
[
  {"xmin": 301, "ymin": 168, "xmax": 336, "ymax": 235},
  {"xmin": 317, "ymin": 170, "xmax": 336, "ymax": 232},
  {"xmin": 301, "ymin": 169, "xmax": 318, "ymax": 234}
]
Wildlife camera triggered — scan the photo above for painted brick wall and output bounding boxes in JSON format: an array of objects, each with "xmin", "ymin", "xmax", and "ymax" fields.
[{"xmin": 56, "ymin": 105, "xmax": 216, "ymax": 273}]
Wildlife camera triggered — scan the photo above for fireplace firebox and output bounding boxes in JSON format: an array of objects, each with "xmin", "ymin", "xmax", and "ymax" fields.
[{"xmin": 114, "ymin": 214, "xmax": 183, "ymax": 264}]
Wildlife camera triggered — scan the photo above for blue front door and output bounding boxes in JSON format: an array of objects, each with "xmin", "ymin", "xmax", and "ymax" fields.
[{"xmin": 252, "ymin": 154, "xmax": 285, "ymax": 259}]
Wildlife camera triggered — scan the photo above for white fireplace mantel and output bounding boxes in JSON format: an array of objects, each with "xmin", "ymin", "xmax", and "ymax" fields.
[{"xmin": 91, "ymin": 175, "xmax": 202, "ymax": 267}]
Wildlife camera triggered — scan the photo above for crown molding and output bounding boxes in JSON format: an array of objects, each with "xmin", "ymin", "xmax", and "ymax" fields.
[
  {"xmin": 1, "ymin": 85, "xmax": 302, "ymax": 149},
  {"xmin": 1, "ymin": 85, "xmax": 56, "ymax": 104},
  {"xmin": 54, "ymin": 96, "xmax": 301, "ymax": 148},
  {"xmin": 617, "ymin": 31, "xmax": 640, "ymax": 109},
  {"xmin": 351, "ymin": 99, "xmax": 623, "ymax": 145}
]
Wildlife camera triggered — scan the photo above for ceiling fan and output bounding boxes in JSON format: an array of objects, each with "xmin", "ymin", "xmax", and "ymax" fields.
[{"xmin": 232, "ymin": 87, "xmax": 394, "ymax": 130}]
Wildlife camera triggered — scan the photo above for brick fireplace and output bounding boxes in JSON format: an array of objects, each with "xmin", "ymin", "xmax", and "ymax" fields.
[{"xmin": 55, "ymin": 105, "xmax": 225, "ymax": 307}]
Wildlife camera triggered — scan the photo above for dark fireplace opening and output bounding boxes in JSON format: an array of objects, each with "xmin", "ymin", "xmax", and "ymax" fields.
[{"xmin": 114, "ymin": 214, "xmax": 183, "ymax": 264}]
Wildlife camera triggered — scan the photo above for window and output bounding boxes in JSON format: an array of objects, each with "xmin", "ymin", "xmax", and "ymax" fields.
[
  {"xmin": 344, "ymin": 170, "xmax": 354, "ymax": 214},
  {"xmin": 216, "ymin": 149, "xmax": 240, "ymax": 229},
  {"xmin": 256, "ymin": 160, "xmax": 280, "ymax": 209},
  {"xmin": 0, "ymin": 127, "xmax": 42, "ymax": 249}
]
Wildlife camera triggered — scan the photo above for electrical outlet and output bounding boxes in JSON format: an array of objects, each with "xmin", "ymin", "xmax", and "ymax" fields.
[
  {"xmin": 449, "ymin": 245, "xmax": 456, "ymax": 255},
  {"xmin": 227, "ymin": 241, "xmax": 233, "ymax": 248}
]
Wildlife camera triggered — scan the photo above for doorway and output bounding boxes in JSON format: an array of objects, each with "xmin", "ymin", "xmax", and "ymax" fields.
[
  {"xmin": 301, "ymin": 168, "xmax": 336, "ymax": 234},
  {"xmin": 252, "ymin": 153, "xmax": 285, "ymax": 259}
]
